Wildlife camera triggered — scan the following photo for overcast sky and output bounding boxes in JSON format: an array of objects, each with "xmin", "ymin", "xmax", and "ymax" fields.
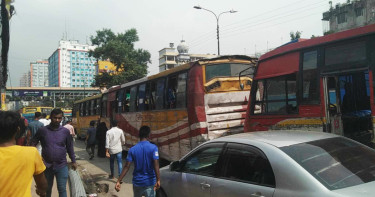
[{"xmin": 7, "ymin": 0, "xmax": 348, "ymax": 87}]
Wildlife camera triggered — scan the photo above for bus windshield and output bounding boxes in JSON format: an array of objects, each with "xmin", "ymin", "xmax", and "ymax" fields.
[{"xmin": 205, "ymin": 63, "xmax": 252, "ymax": 82}]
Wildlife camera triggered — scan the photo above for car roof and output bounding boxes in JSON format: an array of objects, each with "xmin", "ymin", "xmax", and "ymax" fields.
[{"xmin": 212, "ymin": 130, "xmax": 338, "ymax": 147}]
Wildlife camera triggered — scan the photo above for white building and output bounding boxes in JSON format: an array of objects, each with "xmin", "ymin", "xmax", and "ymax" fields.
[
  {"xmin": 158, "ymin": 40, "xmax": 217, "ymax": 72},
  {"xmin": 48, "ymin": 40, "xmax": 97, "ymax": 87},
  {"xmin": 30, "ymin": 60, "xmax": 49, "ymax": 87},
  {"xmin": 19, "ymin": 71, "xmax": 31, "ymax": 87}
]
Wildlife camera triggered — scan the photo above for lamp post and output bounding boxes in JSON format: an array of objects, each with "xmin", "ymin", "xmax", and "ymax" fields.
[{"xmin": 194, "ymin": 6, "xmax": 237, "ymax": 55}]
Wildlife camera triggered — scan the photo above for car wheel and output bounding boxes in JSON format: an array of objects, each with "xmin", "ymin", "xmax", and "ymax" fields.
[{"xmin": 156, "ymin": 188, "xmax": 167, "ymax": 197}]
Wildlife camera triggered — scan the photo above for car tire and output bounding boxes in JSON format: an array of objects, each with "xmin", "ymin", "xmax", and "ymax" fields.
[{"xmin": 156, "ymin": 188, "xmax": 167, "ymax": 197}]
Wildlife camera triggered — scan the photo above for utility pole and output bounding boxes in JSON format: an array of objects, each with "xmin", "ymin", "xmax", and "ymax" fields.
[{"xmin": 0, "ymin": 0, "xmax": 13, "ymax": 110}]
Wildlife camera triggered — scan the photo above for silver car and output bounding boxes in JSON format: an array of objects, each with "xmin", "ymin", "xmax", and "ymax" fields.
[{"xmin": 158, "ymin": 130, "xmax": 375, "ymax": 197}]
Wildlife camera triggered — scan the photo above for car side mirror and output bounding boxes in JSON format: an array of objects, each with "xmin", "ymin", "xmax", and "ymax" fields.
[{"xmin": 169, "ymin": 161, "xmax": 180, "ymax": 171}]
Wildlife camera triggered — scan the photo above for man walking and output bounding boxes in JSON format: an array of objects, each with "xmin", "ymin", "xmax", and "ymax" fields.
[
  {"xmin": 86, "ymin": 120, "xmax": 96, "ymax": 160},
  {"xmin": 63, "ymin": 119, "xmax": 75, "ymax": 139},
  {"xmin": 27, "ymin": 112, "xmax": 44, "ymax": 154},
  {"xmin": 115, "ymin": 126, "xmax": 160, "ymax": 197},
  {"xmin": 31, "ymin": 108, "xmax": 77, "ymax": 197},
  {"xmin": 105, "ymin": 119, "xmax": 125, "ymax": 179}
]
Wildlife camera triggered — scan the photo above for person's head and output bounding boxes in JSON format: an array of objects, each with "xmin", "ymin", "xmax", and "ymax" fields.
[
  {"xmin": 0, "ymin": 111, "xmax": 25, "ymax": 144},
  {"xmin": 139, "ymin": 126, "xmax": 151, "ymax": 140},
  {"xmin": 50, "ymin": 108, "xmax": 64, "ymax": 127},
  {"xmin": 66, "ymin": 119, "xmax": 72, "ymax": 125},
  {"xmin": 41, "ymin": 113, "xmax": 47, "ymax": 119},
  {"xmin": 34, "ymin": 112, "xmax": 42, "ymax": 120},
  {"xmin": 90, "ymin": 120, "xmax": 96, "ymax": 127},
  {"xmin": 111, "ymin": 119, "xmax": 118, "ymax": 127}
]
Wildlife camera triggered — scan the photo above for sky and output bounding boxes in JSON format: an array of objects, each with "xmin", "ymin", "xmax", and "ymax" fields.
[{"xmin": 6, "ymin": 0, "xmax": 348, "ymax": 87}]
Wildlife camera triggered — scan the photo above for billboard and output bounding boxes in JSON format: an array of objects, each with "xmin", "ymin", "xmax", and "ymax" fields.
[{"xmin": 12, "ymin": 90, "xmax": 49, "ymax": 97}]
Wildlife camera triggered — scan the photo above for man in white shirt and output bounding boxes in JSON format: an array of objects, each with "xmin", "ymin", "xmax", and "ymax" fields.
[
  {"xmin": 39, "ymin": 113, "xmax": 51, "ymax": 126},
  {"xmin": 106, "ymin": 119, "xmax": 125, "ymax": 179}
]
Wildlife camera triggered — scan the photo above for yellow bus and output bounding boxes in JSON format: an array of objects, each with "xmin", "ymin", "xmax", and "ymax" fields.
[
  {"xmin": 21, "ymin": 106, "xmax": 53, "ymax": 122},
  {"xmin": 72, "ymin": 94, "xmax": 102, "ymax": 139}
]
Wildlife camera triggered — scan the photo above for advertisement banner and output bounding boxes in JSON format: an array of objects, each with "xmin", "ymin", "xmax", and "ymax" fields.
[{"xmin": 12, "ymin": 90, "xmax": 48, "ymax": 97}]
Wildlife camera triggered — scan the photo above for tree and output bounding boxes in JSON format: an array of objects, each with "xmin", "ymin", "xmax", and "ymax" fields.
[
  {"xmin": 89, "ymin": 28, "xmax": 151, "ymax": 88},
  {"xmin": 290, "ymin": 31, "xmax": 302, "ymax": 41}
]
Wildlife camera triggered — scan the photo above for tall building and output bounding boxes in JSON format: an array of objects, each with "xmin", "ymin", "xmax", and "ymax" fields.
[
  {"xmin": 48, "ymin": 40, "xmax": 96, "ymax": 87},
  {"xmin": 19, "ymin": 71, "xmax": 31, "ymax": 87},
  {"xmin": 30, "ymin": 60, "xmax": 48, "ymax": 87},
  {"xmin": 158, "ymin": 40, "xmax": 217, "ymax": 72},
  {"xmin": 322, "ymin": 0, "xmax": 375, "ymax": 33}
]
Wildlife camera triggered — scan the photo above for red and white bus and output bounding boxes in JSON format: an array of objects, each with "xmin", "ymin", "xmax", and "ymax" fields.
[
  {"xmin": 246, "ymin": 24, "xmax": 375, "ymax": 145},
  {"xmin": 100, "ymin": 55, "xmax": 257, "ymax": 161}
]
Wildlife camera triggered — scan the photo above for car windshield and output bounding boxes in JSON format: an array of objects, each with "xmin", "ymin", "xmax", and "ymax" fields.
[
  {"xmin": 205, "ymin": 63, "xmax": 253, "ymax": 82},
  {"xmin": 281, "ymin": 137, "xmax": 375, "ymax": 190}
]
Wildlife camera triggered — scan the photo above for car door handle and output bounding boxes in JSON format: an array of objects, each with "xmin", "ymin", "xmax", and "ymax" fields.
[
  {"xmin": 200, "ymin": 182, "xmax": 211, "ymax": 189},
  {"xmin": 251, "ymin": 192, "xmax": 265, "ymax": 197}
]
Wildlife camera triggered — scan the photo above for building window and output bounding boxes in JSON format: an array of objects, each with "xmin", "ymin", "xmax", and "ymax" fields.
[
  {"xmin": 337, "ymin": 13, "xmax": 347, "ymax": 24},
  {"xmin": 355, "ymin": 8, "xmax": 364, "ymax": 17}
]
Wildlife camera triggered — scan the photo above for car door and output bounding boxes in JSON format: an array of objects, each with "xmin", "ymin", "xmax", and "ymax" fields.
[
  {"xmin": 211, "ymin": 143, "xmax": 276, "ymax": 197},
  {"xmin": 167, "ymin": 142, "xmax": 225, "ymax": 197}
]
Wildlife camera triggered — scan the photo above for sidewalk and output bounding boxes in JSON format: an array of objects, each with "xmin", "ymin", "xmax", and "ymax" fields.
[
  {"xmin": 31, "ymin": 139, "xmax": 133, "ymax": 197},
  {"xmin": 73, "ymin": 139, "xmax": 134, "ymax": 197}
]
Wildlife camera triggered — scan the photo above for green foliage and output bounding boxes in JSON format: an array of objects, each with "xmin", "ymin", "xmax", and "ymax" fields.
[
  {"xmin": 290, "ymin": 31, "xmax": 302, "ymax": 41},
  {"xmin": 89, "ymin": 28, "xmax": 151, "ymax": 88}
]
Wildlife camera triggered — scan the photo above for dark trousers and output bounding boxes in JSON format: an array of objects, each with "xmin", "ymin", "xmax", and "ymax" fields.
[{"xmin": 86, "ymin": 144, "xmax": 95, "ymax": 158}]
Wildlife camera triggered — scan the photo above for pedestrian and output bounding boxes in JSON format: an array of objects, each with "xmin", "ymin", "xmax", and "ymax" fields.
[
  {"xmin": 115, "ymin": 126, "xmax": 160, "ymax": 197},
  {"xmin": 39, "ymin": 113, "xmax": 50, "ymax": 126},
  {"xmin": 63, "ymin": 119, "xmax": 75, "ymax": 140},
  {"xmin": 28, "ymin": 112, "xmax": 44, "ymax": 154},
  {"xmin": 96, "ymin": 121, "xmax": 108, "ymax": 158},
  {"xmin": 105, "ymin": 119, "xmax": 125, "ymax": 179},
  {"xmin": 0, "ymin": 110, "xmax": 48, "ymax": 197},
  {"xmin": 31, "ymin": 108, "xmax": 77, "ymax": 197},
  {"xmin": 86, "ymin": 120, "xmax": 97, "ymax": 160}
]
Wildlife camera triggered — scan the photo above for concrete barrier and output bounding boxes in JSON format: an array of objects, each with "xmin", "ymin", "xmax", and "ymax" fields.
[{"xmin": 68, "ymin": 169, "xmax": 86, "ymax": 197}]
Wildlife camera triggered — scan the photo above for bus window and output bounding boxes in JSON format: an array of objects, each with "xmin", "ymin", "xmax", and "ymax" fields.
[
  {"xmin": 138, "ymin": 84, "xmax": 146, "ymax": 111},
  {"xmin": 150, "ymin": 81, "xmax": 156, "ymax": 110},
  {"xmin": 145, "ymin": 83, "xmax": 151, "ymax": 111},
  {"xmin": 96, "ymin": 98, "xmax": 101, "ymax": 115},
  {"xmin": 123, "ymin": 89, "xmax": 130, "ymax": 112},
  {"xmin": 302, "ymin": 50, "xmax": 319, "ymax": 104},
  {"xmin": 101, "ymin": 94, "xmax": 108, "ymax": 117},
  {"xmin": 80, "ymin": 103, "xmax": 84, "ymax": 116},
  {"xmin": 255, "ymin": 74, "xmax": 297, "ymax": 114},
  {"xmin": 166, "ymin": 75, "xmax": 178, "ymax": 109},
  {"xmin": 156, "ymin": 78, "xmax": 165, "ymax": 110},
  {"xmin": 205, "ymin": 63, "xmax": 252, "ymax": 81},
  {"xmin": 129, "ymin": 86, "xmax": 138, "ymax": 112},
  {"xmin": 86, "ymin": 101, "xmax": 91, "ymax": 116},
  {"xmin": 176, "ymin": 72, "xmax": 187, "ymax": 108},
  {"xmin": 117, "ymin": 89, "xmax": 124, "ymax": 113},
  {"xmin": 90, "ymin": 100, "xmax": 95, "ymax": 115}
]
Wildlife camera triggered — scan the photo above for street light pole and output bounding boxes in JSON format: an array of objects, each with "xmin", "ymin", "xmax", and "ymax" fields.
[{"xmin": 194, "ymin": 6, "xmax": 237, "ymax": 56}]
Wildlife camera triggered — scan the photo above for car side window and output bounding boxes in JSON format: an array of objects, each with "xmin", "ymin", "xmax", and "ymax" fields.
[
  {"xmin": 180, "ymin": 143, "xmax": 224, "ymax": 177},
  {"xmin": 222, "ymin": 143, "xmax": 275, "ymax": 187}
]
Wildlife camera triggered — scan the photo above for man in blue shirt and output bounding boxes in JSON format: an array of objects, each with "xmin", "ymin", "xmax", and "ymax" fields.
[
  {"xmin": 85, "ymin": 120, "xmax": 97, "ymax": 160},
  {"xmin": 115, "ymin": 126, "xmax": 160, "ymax": 197}
]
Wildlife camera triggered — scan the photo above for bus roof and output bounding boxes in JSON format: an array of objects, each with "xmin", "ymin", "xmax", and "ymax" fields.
[
  {"xmin": 74, "ymin": 93, "xmax": 102, "ymax": 104},
  {"xmin": 259, "ymin": 23, "xmax": 375, "ymax": 62},
  {"xmin": 107, "ymin": 55, "xmax": 257, "ymax": 91}
]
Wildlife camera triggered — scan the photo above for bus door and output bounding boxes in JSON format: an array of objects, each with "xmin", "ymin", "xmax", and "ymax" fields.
[
  {"xmin": 323, "ymin": 71, "xmax": 373, "ymax": 144},
  {"xmin": 322, "ymin": 76, "xmax": 343, "ymax": 136}
]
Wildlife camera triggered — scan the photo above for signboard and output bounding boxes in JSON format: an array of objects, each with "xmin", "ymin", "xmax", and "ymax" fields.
[
  {"xmin": 1, "ymin": 93, "xmax": 6, "ymax": 110},
  {"xmin": 12, "ymin": 90, "xmax": 49, "ymax": 97}
]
